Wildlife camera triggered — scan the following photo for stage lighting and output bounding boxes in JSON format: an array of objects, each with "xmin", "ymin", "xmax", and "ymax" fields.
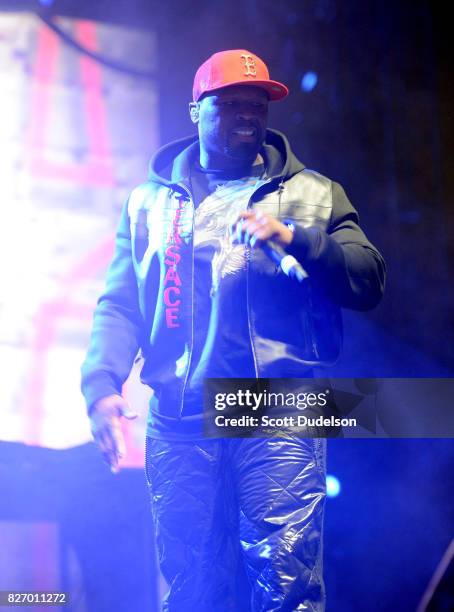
[
  {"xmin": 300, "ymin": 71, "xmax": 318, "ymax": 92},
  {"xmin": 326, "ymin": 474, "xmax": 341, "ymax": 497}
]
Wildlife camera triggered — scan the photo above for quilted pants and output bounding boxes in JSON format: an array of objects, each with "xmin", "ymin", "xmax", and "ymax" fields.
[{"xmin": 145, "ymin": 436, "xmax": 326, "ymax": 612}]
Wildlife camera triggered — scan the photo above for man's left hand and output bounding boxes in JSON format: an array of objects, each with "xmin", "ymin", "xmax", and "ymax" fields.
[{"xmin": 229, "ymin": 210, "xmax": 293, "ymax": 248}]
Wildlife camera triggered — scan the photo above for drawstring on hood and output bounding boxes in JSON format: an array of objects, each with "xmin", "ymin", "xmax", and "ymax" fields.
[{"xmin": 277, "ymin": 178, "xmax": 285, "ymax": 217}]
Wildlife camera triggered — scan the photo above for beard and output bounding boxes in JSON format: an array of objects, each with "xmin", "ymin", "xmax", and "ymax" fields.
[
  {"xmin": 223, "ymin": 129, "xmax": 263, "ymax": 163},
  {"xmin": 199, "ymin": 122, "xmax": 266, "ymax": 170}
]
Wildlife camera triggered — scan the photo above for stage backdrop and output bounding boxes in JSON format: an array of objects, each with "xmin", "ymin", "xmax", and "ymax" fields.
[{"xmin": 0, "ymin": 12, "xmax": 158, "ymax": 466}]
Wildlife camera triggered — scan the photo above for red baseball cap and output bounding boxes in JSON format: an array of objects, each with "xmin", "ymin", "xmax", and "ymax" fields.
[{"xmin": 192, "ymin": 49, "xmax": 289, "ymax": 102}]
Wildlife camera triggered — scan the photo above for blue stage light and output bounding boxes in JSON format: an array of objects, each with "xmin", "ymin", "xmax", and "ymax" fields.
[
  {"xmin": 38, "ymin": 0, "xmax": 54, "ymax": 5},
  {"xmin": 301, "ymin": 71, "xmax": 318, "ymax": 92},
  {"xmin": 326, "ymin": 474, "xmax": 341, "ymax": 497}
]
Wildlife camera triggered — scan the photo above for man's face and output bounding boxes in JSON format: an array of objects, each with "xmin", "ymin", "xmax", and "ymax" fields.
[{"xmin": 191, "ymin": 85, "xmax": 269, "ymax": 167}]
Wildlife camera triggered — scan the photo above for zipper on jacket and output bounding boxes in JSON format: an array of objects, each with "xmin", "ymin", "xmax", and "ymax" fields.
[
  {"xmin": 245, "ymin": 177, "xmax": 275, "ymax": 379},
  {"xmin": 144, "ymin": 434, "xmax": 151, "ymax": 485},
  {"xmin": 245, "ymin": 251, "xmax": 259, "ymax": 379}
]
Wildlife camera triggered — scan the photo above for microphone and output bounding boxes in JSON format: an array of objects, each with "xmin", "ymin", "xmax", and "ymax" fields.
[{"xmin": 261, "ymin": 240, "xmax": 308, "ymax": 283}]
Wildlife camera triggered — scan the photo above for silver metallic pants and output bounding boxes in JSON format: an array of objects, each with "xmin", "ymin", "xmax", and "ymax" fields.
[{"xmin": 145, "ymin": 436, "xmax": 326, "ymax": 611}]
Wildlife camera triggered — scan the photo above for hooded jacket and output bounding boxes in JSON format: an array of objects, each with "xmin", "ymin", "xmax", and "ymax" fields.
[{"xmin": 81, "ymin": 129, "xmax": 386, "ymax": 421}]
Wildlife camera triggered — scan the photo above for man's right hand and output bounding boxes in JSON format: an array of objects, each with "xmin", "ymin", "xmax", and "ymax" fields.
[{"xmin": 89, "ymin": 394, "xmax": 138, "ymax": 473}]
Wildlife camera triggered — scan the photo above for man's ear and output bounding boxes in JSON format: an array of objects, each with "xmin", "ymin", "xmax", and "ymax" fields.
[{"xmin": 189, "ymin": 102, "xmax": 200, "ymax": 124}]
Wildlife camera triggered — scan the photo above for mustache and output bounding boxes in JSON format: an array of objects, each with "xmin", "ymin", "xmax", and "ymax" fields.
[{"xmin": 233, "ymin": 122, "xmax": 260, "ymax": 128}]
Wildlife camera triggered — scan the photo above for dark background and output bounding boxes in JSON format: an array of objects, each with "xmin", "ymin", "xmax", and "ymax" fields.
[
  {"xmin": 1, "ymin": 1, "xmax": 453, "ymax": 611},
  {"xmin": 5, "ymin": 0, "xmax": 453, "ymax": 375}
]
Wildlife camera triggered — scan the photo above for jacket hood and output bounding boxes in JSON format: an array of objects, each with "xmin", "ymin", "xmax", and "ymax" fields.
[{"xmin": 148, "ymin": 129, "xmax": 305, "ymax": 193}]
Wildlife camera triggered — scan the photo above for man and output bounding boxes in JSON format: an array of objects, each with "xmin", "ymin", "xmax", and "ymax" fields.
[{"xmin": 81, "ymin": 50, "xmax": 385, "ymax": 611}]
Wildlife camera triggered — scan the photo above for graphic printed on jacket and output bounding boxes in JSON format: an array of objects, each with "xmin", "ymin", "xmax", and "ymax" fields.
[
  {"xmin": 164, "ymin": 196, "xmax": 187, "ymax": 328},
  {"xmin": 194, "ymin": 176, "xmax": 266, "ymax": 295}
]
